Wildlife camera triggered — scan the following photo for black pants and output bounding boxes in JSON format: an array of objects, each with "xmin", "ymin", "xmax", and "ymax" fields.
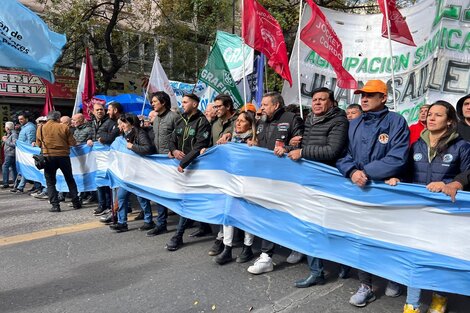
[
  {"xmin": 261, "ymin": 239, "xmax": 275, "ymax": 257},
  {"xmin": 44, "ymin": 156, "xmax": 79, "ymax": 208},
  {"xmin": 358, "ymin": 270, "xmax": 372, "ymax": 286}
]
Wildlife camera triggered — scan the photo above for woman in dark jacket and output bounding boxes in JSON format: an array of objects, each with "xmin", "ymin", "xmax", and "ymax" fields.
[
  {"xmin": 109, "ymin": 113, "xmax": 156, "ymax": 233},
  {"xmin": 386, "ymin": 101, "xmax": 470, "ymax": 313}
]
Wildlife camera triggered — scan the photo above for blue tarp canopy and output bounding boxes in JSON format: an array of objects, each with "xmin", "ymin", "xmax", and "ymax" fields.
[{"xmin": 80, "ymin": 94, "xmax": 152, "ymax": 116}]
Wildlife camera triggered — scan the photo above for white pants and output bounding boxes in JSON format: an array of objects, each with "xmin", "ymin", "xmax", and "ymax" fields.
[{"xmin": 223, "ymin": 225, "xmax": 254, "ymax": 247}]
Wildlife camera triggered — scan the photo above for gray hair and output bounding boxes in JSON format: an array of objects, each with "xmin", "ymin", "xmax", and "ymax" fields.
[
  {"xmin": 263, "ymin": 91, "xmax": 285, "ymax": 108},
  {"xmin": 47, "ymin": 111, "xmax": 61, "ymax": 121},
  {"xmin": 5, "ymin": 121, "xmax": 14, "ymax": 130}
]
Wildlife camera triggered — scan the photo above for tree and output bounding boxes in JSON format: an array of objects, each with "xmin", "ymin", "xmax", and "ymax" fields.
[
  {"xmin": 154, "ymin": 0, "xmax": 234, "ymax": 82},
  {"xmin": 35, "ymin": 0, "xmax": 159, "ymax": 94}
]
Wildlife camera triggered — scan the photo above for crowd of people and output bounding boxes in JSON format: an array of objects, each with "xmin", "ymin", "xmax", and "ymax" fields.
[{"xmin": 2, "ymin": 79, "xmax": 470, "ymax": 313}]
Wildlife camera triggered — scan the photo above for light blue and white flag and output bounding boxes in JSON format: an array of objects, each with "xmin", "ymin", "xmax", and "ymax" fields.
[
  {"xmin": 16, "ymin": 138, "xmax": 470, "ymax": 296},
  {"xmin": 16, "ymin": 141, "xmax": 109, "ymax": 192},
  {"xmin": 0, "ymin": 0, "xmax": 67, "ymax": 82}
]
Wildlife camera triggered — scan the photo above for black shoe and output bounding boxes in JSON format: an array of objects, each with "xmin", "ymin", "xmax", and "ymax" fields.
[
  {"xmin": 109, "ymin": 223, "xmax": 128, "ymax": 233},
  {"xmin": 166, "ymin": 235, "xmax": 183, "ymax": 251},
  {"xmin": 49, "ymin": 206, "xmax": 61, "ymax": 213},
  {"xmin": 1, "ymin": 185, "xmax": 9, "ymax": 189},
  {"xmin": 208, "ymin": 239, "xmax": 224, "ymax": 256},
  {"xmin": 236, "ymin": 245, "xmax": 254, "ymax": 263},
  {"xmin": 338, "ymin": 265, "xmax": 351, "ymax": 279},
  {"xmin": 100, "ymin": 212, "xmax": 113, "ymax": 224},
  {"xmin": 82, "ymin": 195, "xmax": 97, "ymax": 204},
  {"xmin": 215, "ymin": 245, "xmax": 233, "ymax": 265},
  {"xmin": 189, "ymin": 228, "xmax": 212, "ymax": 238},
  {"xmin": 139, "ymin": 222, "xmax": 156, "ymax": 231},
  {"xmin": 294, "ymin": 274, "xmax": 325, "ymax": 288},
  {"xmin": 93, "ymin": 206, "xmax": 108, "ymax": 216},
  {"xmin": 72, "ymin": 198, "xmax": 82, "ymax": 210},
  {"xmin": 10, "ymin": 188, "xmax": 24, "ymax": 193},
  {"xmin": 146, "ymin": 225, "xmax": 168, "ymax": 237},
  {"xmin": 134, "ymin": 211, "xmax": 144, "ymax": 221}
]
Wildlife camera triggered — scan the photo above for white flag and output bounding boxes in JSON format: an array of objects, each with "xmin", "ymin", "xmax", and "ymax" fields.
[
  {"xmin": 148, "ymin": 55, "xmax": 177, "ymax": 108},
  {"xmin": 72, "ymin": 61, "xmax": 86, "ymax": 115}
]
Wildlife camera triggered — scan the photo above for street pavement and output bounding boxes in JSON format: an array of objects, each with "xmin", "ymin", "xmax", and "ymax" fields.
[{"xmin": 0, "ymin": 185, "xmax": 469, "ymax": 313}]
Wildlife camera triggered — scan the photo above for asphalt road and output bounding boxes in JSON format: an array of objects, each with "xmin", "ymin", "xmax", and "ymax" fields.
[{"xmin": 0, "ymin": 185, "xmax": 469, "ymax": 313}]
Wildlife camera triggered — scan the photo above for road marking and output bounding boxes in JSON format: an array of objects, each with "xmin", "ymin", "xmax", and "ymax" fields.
[{"xmin": 0, "ymin": 221, "xmax": 104, "ymax": 247}]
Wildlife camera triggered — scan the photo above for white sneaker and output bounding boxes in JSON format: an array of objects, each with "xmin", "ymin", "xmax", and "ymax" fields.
[
  {"xmin": 247, "ymin": 253, "xmax": 273, "ymax": 274},
  {"xmin": 286, "ymin": 250, "xmax": 304, "ymax": 264},
  {"xmin": 385, "ymin": 281, "xmax": 401, "ymax": 297}
]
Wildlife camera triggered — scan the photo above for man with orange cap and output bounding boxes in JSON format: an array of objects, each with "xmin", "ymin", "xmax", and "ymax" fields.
[{"xmin": 336, "ymin": 79, "xmax": 410, "ymax": 308}]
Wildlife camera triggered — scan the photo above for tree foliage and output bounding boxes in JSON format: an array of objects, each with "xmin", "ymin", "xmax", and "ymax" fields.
[{"xmin": 35, "ymin": 0, "xmax": 158, "ymax": 94}]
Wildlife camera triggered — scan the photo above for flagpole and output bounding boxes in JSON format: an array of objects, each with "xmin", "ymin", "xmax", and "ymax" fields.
[
  {"xmin": 141, "ymin": 55, "xmax": 155, "ymax": 116},
  {"xmin": 241, "ymin": 0, "xmax": 247, "ymax": 111},
  {"xmin": 72, "ymin": 59, "xmax": 85, "ymax": 115},
  {"xmin": 297, "ymin": 0, "xmax": 304, "ymax": 120},
  {"xmin": 383, "ymin": 0, "xmax": 398, "ymax": 112}
]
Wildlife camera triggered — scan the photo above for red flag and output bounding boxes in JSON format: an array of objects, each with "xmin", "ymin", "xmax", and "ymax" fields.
[
  {"xmin": 41, "ymin": 80, "xmax": 55, "ymax": 116},
  {"xmin": 81, "ymin": 48, "xmax": 96, "ymax": 120},
  {"xmin": 300, "ymin": 0, "xmax": 357, "ymax": 89},
  {"xmin": 242, "ymin": 0, "xmax": 292, "ymax": 87},
  {"xmin": 378, "ymin": 0, "xmax": 416, "ymax": 46}
]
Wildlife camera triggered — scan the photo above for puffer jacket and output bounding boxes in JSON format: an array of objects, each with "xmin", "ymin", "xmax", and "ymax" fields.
[
  {"xmin": 256, "ymin": 107, "xmax": 304, "ymax": 151},
  {"xmin": 125, "ymin": 127, "xmax": 156, "ymax": 156},
  {"xmin": 18, "ymin": 121, "xmax": 36, "ymax": 143},
  {"xmin": 301, "ymin": 107, "xmax": 348, "ymax": 166},
  {"xmin": 3, "ymin": 130, "xmax": 18, "ymax": 156},
  {"xmin": 336, "ymin": 107, "xmax": 409, "ymax": 180},
  {"xmin": 153, "ymin": 109, "xmax": 179, "ymax": 154},
  {"xmin": 91, "ymin": 115, "xmax": 119, "ymax": 144},
  {"xmin": 409, "ymin": 130, "xmax": 470, "ymax": 184}
]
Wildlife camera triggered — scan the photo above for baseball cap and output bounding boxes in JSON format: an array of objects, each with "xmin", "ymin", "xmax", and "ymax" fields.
[
  {"xmin": 238, "ymin": 103, "xmax": 257, "ymax": 113},
  {"xmin": 354, "ymin": 80, "xmax": 387, "ymax": 95}
]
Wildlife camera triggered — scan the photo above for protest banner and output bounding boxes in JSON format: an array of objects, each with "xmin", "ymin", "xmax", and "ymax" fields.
[
  {"xmin": 15, "ymin": 138, "xmax": 470, "ymax": 297},
  {"xmin": 282, "ymin": 0, "xmax": 470, "ymax": 124}
]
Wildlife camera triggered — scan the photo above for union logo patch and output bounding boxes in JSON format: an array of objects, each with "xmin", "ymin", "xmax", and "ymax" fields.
[
  {"xmin": 378, "ymin": 133, "xmax": 389, "ymax": 144},
  {"xmin": 413, "ymin": 153, "xmax": 423, "ymax": 161},
  {"xmin": 443, "ymin": 154, "xmax": 453, "ymax": 163}
]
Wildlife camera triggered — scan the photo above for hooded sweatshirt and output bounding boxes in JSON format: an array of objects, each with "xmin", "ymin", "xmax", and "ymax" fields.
[{"xmin": 456, "ymin": 94, "xmax": 470, "ymax": 141}]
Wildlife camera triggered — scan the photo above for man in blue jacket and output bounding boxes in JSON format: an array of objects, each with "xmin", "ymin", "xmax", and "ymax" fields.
[
  {"xmin": 11, "ymin": 112, "xmax": 38, "ymax": 193},
  {"xmin": 336, "ymin": 80, "xmax": 409, "ymax": 307}
]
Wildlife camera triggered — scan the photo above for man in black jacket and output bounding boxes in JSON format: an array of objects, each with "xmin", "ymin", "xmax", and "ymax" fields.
[
  {"xmin": 87, "ymin": 102, "xmax": 122, "ymax": 216},
  {"xmin": 247, "ymin": 91, "xmax": 304, "ymax": 274},
  {"xmin": 166, "ymin": 94, "xmax": 211, "ymax": 251},
  {"xmin": 287, "ymin": 87, "xmax": 349, "ymax": 287}
]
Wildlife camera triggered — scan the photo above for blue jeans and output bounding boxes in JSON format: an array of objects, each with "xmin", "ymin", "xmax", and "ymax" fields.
[
  {"xmin": 17, "ymin": 175, "xmax": 41, "ymax": 190},
  {"xmin": 117, "ymin": 188, "xmax": 153, "ymax": 225},
  {"xmin": 2, "ymin": 155, "xmax": 17, "ymax": 185},
  {"xmin": 97, "ymin": 186, "xmax": 111, "ymax": 209},
  {"xmin": 307, "ymin": 256, "xmax": 324, "ymax": 277},
  {"xmin": 154, "ymin": 202, "xmax": 168, "ymax": 227},
  {"xmin": 406, "ymin": 287, "xmax": 421, "ymax": 307},
  {"xmin": 175, "ymin": 217, "xmax": 194, "ymax": 237}
]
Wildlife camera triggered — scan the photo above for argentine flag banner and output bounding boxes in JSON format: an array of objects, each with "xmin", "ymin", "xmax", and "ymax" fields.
[
  {"xmin": 0, "ymin": 0, "xmax": 66, "ymax": 82},
  {"xmin": 16, "ymin": 138, "xmax": 470, "ymax": 296}
]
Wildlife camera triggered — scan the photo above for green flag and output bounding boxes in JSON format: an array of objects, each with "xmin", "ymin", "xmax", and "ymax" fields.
[
  {"xmin": 216, "ymin": 31, "xmax": 253, "ymax": 81},
  {"xmin": 198, "ymin": 41, "xmax": 244, "ymax": 108}
]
